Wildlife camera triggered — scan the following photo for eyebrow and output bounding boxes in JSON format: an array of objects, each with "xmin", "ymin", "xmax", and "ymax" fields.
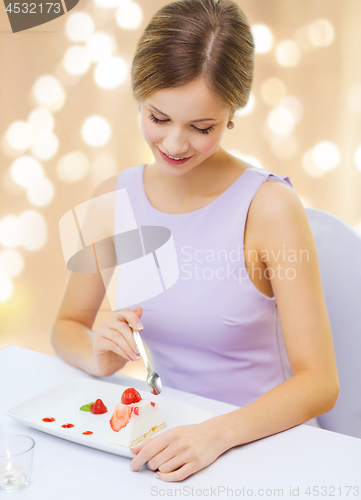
[{"xmin": 147, "ymin": 103, "xmax": 217, "ymax": 123}]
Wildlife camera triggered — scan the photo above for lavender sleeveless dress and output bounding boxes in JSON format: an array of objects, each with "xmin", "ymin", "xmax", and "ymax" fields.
[{"xmin": 115, "ymin": 163, "xmax": 320, "ymax": 428}]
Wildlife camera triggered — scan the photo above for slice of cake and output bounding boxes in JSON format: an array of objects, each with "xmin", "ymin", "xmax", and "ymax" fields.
[{"xmin": 106, "ymin": 388, "xmax": 166, "ymax": 448}]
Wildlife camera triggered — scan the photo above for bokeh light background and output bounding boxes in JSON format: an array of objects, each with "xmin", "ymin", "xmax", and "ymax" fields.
[{"xmin": 1, "ymin": 0, "xmax": 361, "ymax": 371}]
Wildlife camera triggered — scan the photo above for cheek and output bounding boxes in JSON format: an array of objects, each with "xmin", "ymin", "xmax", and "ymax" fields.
[
  {"xmin": 194, "ymin": 132, "xmax": 222, "ymax": 154},
  {"xmin": 141, "ymin": 120, "xmax": 162, "ymax": 143}
]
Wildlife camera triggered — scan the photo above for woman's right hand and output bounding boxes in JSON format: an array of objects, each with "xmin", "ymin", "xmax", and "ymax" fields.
[{"xmin": 92, "ymin": 306, "xmax": 144, "ymax": 377}]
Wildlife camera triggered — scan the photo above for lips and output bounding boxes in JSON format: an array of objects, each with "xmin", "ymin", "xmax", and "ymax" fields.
[
  {"xmin": 157, "ymin": 147, "xmax": 193, "ymax": 165},
  {"xmin": 160, "ymin": 149, "xmax": 190, "ymax": 160}
]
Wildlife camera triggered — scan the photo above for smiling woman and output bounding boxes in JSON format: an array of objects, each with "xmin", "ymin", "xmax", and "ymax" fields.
[
  {"xmin": 139, "ymin": 77, "xmax": 236, "ymax": 179},
  {"xmin": 51, "ymin": 0, "xmax": 339, "ymax": 484}
]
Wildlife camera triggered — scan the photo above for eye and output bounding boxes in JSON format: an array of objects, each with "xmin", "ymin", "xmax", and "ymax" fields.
[
  {"xmin": 149, "ymin": 113, "xmax": 168, "ymax": 124},
  {"xmin": 148, "ymin": 113, "xmax": 214, "ymax": 135},
  {"xmin": 193, "ymin": 125, "xmax": 214, "ymax": 135}
]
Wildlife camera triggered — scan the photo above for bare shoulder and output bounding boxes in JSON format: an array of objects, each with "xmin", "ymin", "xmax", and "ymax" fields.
[
  {"xmin": 248, "ymin": 177, "xmax": 311, "ymax": 250},
  {"xmin": 91, "ymin": 174, "xmax": 119, "ymax": 197},
  {"xmin": 253, "ymin": 174, "xmax": 296, "ymax": 209},
  {"xmin": 91, "ymin": 162, "xmax": 140, "ymax": 196}
]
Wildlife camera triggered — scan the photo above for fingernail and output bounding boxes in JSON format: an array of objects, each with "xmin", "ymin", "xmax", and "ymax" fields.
[
  {"xmin": 136, "ymin": 322, "xmax": 144, "ymax": 331},
  {"xmin": 154, "ymin": 472, "xmax": 160, "ymax": 479},
  {"xmin": 133, "ymin": 352, "xmax": 140, "ymax": 360},
  {"xmin": 129, "ymin": 462, "xmax": 135, "ymax": 471}
]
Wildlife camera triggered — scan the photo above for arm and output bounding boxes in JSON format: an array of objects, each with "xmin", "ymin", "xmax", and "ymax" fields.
[
  {"xmin": 217, "ymin": 180, "xmax": 339, "ymax": 447},
  {"xmin": 51, "ymin": 174, "xmax": 141, "ymax": 376},
  {"xmin": 130, "ymin": 180, "xmax": 339, "ymax": 481},
  {"xmin": 50, "ymin": 271, "xmax": 121, "ymax": 377}
]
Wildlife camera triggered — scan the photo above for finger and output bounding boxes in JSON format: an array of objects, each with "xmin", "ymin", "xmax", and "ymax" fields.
[
  {"xmin": 129, "ymin": 432, "xmax": 159, "ymax": 455},
  {"xmin": 106, "ymin": 327, "xmax": 140, "ymax": 361},
  {"xmin": 157, "ymin": 454, "xmax": 188, "ymax": 474},
  {"xmin": 114, "ymin": 307, "xmax": 144, "ymax": 332},
  {"xmin": 130, "ymin": 435, "xmax": 168, "ymax": 471},
  {"xmin": 155, "ymin": 463, "xmax": 196, "ymax": 482},
  {"xmin": 109, "ymin": 320, "xmax": 140, "ymax": 358},
  {"xmin": 100, "ymin": 337, "xmax": 135, "ymax": 362},
  {"xmin": 129, "ymin": 445, "xmax": 141, "ymax": 455},
  {"xmin": 146, "ymin": 447, "xmax": 178, "ymax": 472},
  {"xmin": 132, "ymin": 306, "xmax": 143, "ymax": 319}
]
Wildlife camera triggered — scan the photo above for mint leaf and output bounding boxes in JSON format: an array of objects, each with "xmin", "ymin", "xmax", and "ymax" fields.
[{"xmin": 80, "ymin": 402, "xmax": 94, "ymax": 412}]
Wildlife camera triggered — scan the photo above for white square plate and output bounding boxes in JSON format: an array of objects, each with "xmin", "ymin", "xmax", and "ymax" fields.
[{"xmin": 6, "ymin": 378, "xmax": 214, "ymax": 459}]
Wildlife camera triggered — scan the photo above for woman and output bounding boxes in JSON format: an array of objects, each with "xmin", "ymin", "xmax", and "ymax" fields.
[{"xmin": 51, "ymin": 0, "xmax": 339, "ymax": 482}]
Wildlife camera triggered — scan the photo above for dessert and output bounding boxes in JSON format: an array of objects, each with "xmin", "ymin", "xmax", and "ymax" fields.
[{"xmin": 106, "ymin": 388, "xmax": 166, "ymax": 448}]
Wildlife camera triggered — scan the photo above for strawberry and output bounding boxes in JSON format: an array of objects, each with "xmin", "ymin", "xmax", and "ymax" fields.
[
  {"xmin": 133, "ymin": 407, "xmax": 139, "ymax": 416},
  {"xmin": 109, "ymin": 406, "xmax": 133, "ymax": 432},
  {"xmin": 121, "ymin": 388, "xmax": 141, "ymax": 405},
  {"xmin": 90, "ymin": 399, "xmax": 107, "ymax": 414},
  {"xmin": 150, "ymin": 402, "xmax": 155, "ymax": 407}
]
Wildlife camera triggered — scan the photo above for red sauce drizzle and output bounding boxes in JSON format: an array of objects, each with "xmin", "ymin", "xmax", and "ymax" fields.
[
  {"xmin": 82, "ymin": 431, "xmax": 93, "ymax": 435},
  {"xmin": 61, "ymin": 423, "xmax": 74, "ymax": 428},
  {"xmin": 42, "ymin": 417, "xmax": 56, "ymax": 422}
]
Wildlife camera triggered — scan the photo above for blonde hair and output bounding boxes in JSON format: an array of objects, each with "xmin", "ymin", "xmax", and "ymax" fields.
[{"xmin": 131, "ymin": 0, "xmax": 255, "ymax": 113}]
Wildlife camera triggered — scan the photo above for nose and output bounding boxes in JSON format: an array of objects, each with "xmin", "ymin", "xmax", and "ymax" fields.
[{"xmin": 162, "ymin": 128, "xmax": 189, "ymax": 157}]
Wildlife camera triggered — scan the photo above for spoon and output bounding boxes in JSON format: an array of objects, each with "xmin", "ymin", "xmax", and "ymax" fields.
[{"xmin": 128, "ymin": 323, "xmax": 162, "ymax": 395}]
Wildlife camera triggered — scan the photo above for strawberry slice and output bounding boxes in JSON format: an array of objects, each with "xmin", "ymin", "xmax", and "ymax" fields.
[
  {"xmin": 121, "ymin": 388, "xmax": 141, "ymax": 405},
  {"xmin": 90, "ymin": 399, "xmax": 107, "ymax": 414},
  {"xmin": 109, "ymin": 406, "xmax": 133, "ymax": 432}
]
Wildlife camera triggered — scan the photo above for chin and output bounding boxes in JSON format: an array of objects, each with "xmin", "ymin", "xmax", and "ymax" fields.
[{"xmin": 155, "ymin": 162, "xmax": 193, "ymax": 177}]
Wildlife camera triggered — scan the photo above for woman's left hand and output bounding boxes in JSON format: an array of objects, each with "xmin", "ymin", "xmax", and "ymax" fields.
[{"xmin": 129, "ymin": 420, "xmax": 227, "ymax": 482}]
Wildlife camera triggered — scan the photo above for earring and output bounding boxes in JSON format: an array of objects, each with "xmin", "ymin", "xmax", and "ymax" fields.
[{"xmin": 227, "ymin": 120, "xmax": 234, "ymax": 129}]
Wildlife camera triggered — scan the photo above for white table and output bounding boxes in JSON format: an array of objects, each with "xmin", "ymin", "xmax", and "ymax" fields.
[{"xmin": 1, "ymin": 345, "xmax": 360, "ymax": 500}]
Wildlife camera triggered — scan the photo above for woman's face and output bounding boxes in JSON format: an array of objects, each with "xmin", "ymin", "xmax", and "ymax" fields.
[{"xmin": 139, "ymin": 77, "xmax": 233, "ymax": 177}]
